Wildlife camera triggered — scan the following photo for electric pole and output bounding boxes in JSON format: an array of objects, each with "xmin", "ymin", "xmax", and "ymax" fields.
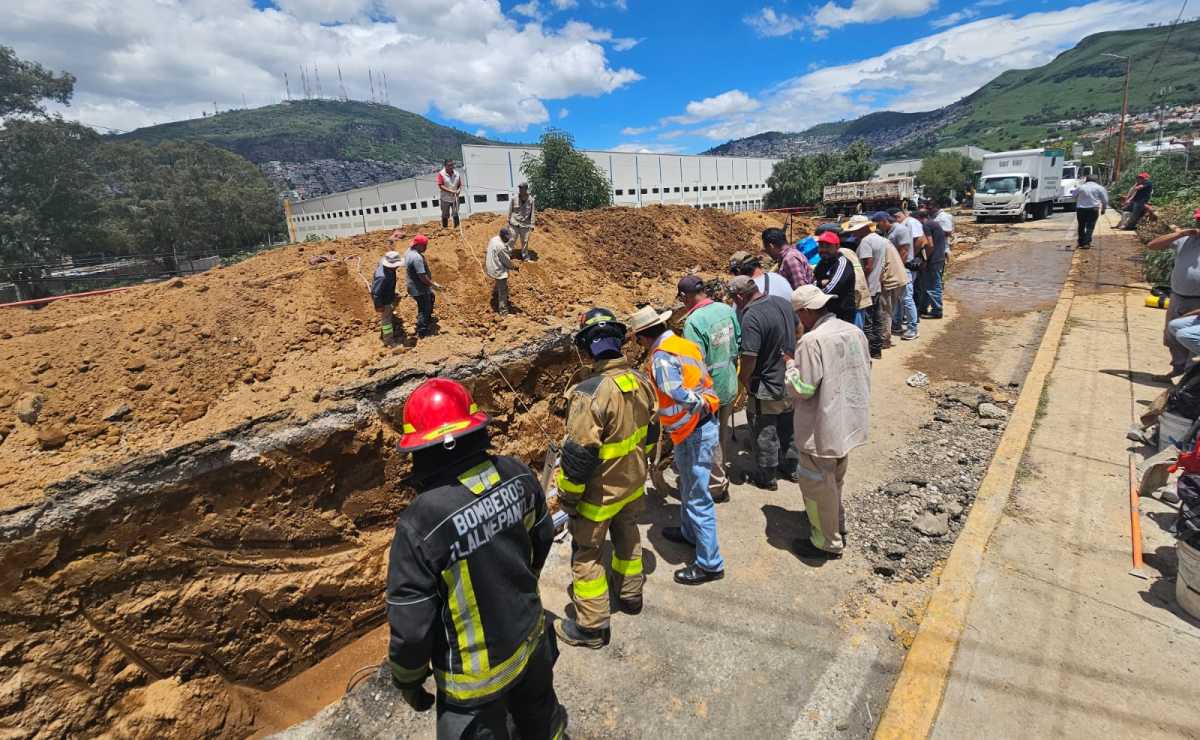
[{"xmin": 1103, "ymin": 53, "xmax": 1132, "ymax": 183}]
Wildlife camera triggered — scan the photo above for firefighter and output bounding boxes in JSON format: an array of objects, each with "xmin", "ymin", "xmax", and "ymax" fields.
[
  {"xmin": 385, "ymin": 378, "xmax": 568, "ymax": 739},
  {"xmin": 554, "ymin": 308, "xmax": 659, "ymax": 649}
]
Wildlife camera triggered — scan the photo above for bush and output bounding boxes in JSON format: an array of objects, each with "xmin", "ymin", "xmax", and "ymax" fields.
[
  {"xmin": 520, "ymin": 129, "xmax": 611, "ymax": 211},
  {"xmin": 764, "ymin": 140, "xmax": 875, "ymax": 208}
]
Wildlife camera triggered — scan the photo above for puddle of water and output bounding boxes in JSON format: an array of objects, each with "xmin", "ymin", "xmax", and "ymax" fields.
[{"xmin": 948, "ymin": 236, "xmax": 1074, "ymax": 316}]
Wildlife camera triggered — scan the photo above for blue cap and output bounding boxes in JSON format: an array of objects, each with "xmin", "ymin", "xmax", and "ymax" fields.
[{"xmin": 870, "ymin": 211, "xmax": 892, "ymax": 222}]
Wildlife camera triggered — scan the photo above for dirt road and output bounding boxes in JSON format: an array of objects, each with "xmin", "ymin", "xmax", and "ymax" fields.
[{"xmin": 275, "ymin": 212, "xmax": 1093, "ymax": 739}]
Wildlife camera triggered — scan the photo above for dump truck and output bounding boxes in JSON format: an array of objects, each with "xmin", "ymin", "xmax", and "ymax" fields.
[
  {"xmin": 822, "ymin": 176, "xmax": 916, "ymax": 217},
  {"xmin": 973, "ymin": 148, "xmax": 1064, "ymax": 222}
]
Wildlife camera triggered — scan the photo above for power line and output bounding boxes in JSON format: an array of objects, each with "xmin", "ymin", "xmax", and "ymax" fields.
[{"xmin": 1144, "ymin": 0, "xmax": 1189, "ymax": 87}]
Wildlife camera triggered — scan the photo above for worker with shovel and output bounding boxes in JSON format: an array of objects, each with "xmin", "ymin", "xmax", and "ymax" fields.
[
  {"xmin": 385, "ymin": 378, "xmax": 568, "ymax": 739},
  {"xmin": 371, "ymin": 234, "xmax": 405, "ymax": 346},
  {"xmin": 555, "ymin": 308, "xmax": 658, "ymax": 649}
]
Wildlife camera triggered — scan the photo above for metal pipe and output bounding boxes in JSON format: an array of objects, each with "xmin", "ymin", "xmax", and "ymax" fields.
[{"xmin": 0, "ymin": 286, "xmax": 134, "ymax": 309}]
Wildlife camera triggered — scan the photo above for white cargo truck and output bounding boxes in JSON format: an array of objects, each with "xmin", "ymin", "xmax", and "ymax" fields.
[{"xmin": 973, "ymin": 148, "xmax": 1064, "ymax": 222}]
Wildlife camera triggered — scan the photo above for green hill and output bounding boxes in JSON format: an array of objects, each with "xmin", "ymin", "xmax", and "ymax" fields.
[
  {"xmin": 115, "ymin": 99, "xmax": 491, "ymax": 164},
  {"xmin": 706, "ymin": 20, "xmax": 1200, "ymax": 158}
]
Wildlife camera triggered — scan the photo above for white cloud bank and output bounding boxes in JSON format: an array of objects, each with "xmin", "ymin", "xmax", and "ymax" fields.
[
  {"xmin": 7, "ymin": 0, "xmax": 640, "ymax": 133},
  {"xmin": 689, "ymin": 0, "xmax": 1186, "ymax": 140}
]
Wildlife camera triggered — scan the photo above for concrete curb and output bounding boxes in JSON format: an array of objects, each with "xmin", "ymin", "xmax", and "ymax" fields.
[{"xmin": 873, "ymin": 243, "xmax": 1082, "ymax": 739}]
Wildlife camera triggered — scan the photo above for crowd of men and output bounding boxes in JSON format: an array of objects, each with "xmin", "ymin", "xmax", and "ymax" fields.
[{"xmin": 378, "ymin": 203, "xmax": 971, "ymax": 737}]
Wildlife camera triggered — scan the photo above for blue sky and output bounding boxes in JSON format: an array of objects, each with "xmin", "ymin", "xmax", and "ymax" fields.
[{"xmin": 9, "ymin": 0, "xmax": 1190, "ymax": 152}]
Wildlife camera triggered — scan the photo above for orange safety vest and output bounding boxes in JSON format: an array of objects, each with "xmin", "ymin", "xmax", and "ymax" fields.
[{"xmin": 649, "ymin": 334, "xmax": 720, "ymax": 445}]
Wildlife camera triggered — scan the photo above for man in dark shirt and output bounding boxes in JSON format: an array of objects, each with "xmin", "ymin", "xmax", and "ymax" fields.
[
  {"xmin": 730, "ymin": 275, "xmax": 797, "ymax": 491},
  {"xmin": 370, "ymin": 233, "xmax": 405, "ymax": 346},
  {"xmin": 1122, "ymin": 172, "xmax": 1153, "ymax": 230},
  {"xmin": 915, "ymin": 211, "xmax": 948, "ymax": 319},
  {"xmin": 813, "ymin": 230, "xmax": 857, "ymax": 324}
]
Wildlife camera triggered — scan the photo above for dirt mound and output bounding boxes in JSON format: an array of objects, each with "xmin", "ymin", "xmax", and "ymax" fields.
[{"xmin": 0, "ymin": 206, "xmax": 783, "ymax": 511}]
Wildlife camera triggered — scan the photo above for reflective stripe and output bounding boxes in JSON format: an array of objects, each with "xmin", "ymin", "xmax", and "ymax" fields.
[
  {"xmin": 442, "ymin": 560, "xmax": 489, "ymax": 675},
  {"xmin": 403, "ymin": 422, "xmax": 416, "ymax": 433},
  {"xmin": 555, "ymin": 469, "xmax": 585, "ymax": 494},
  {"xmin": 573, "ymin": 572, "xmax": 609, "ymax": 600},
  {"xmin": 436, "ymin": 614, "xmax": 544, "ymax": 702},
  {"xmin": 611, "ymin": 553, "xmax": 643, "ymax": 576},
  {"xmin": 663, "ymin": 414, "xmax": 691, "ymax": 432},
  {"xmin": 523, "ymin": 509, "xmax": 535, "ymax": 529},
  {"xmin": 458, "ymin": 461, "xmax": 501, "ymax": 495},
  {"xmin": 644, "ymin": 442, "xmax": 655, "ymax": 453},
  {"xmin": 381, "ymin": 323, "xmax": 394, "ymax": 335},
  {"xmin": 598, "ymin": 425, "xmax": 648, "ymax": 460},
  {"xmin": 421, "ymin": 419, "xmax": 472, "ymax": 441},
  {"xmin": 613, "ymin": 372, "xmax": 638, "ymax": 392},
  {"xmin": 576, "ymin": 485, "xmax": 644, "ymax": 522},
  {"xmin": 389, "ymin": 660, "xmax": 428, "ymax": 685}
]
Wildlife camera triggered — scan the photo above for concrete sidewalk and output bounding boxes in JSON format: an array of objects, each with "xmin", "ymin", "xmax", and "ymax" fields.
[{"xmin": 930, "ymin": 230, "xmax": 1200, "ymax": 738}]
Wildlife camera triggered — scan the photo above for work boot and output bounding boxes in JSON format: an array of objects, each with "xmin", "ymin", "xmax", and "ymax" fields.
[
  {"xmin": 673, "ymin": 563, "xmax": 725, "ymax": 585},
  {"xmin": 747, "ymin": 470, "xmax": 778, "ymax": 491},
  {"xmin": 554, "ymin": 619, "xmax": 610, "ymax": 649},
  {"xmin": 618, "ymin": 596, "xmax": 643, "ymax": 615},
  {"xmin": 791, "ymin": 538, "xmax": 843, "ymax": 561}
]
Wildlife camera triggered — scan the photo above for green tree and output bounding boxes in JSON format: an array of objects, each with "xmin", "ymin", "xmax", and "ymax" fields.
[
  {"xmin": 0, "ymin": 45, "xmax": 75, "ymax": 118},
  {"xmin": 95, "ymin": 140, "xmax": 282, "ymax": 256},
  {"xmin": 764, "ymin": 140, "xmax": 877, "ymax": 208},
  {"xmin": 520, "ymin": 129, "xmax": 611, "ymax": 211},
  {"xmin": 0, "ymin": 119, "xmax": 107, "ymax": 264},
  {"xmin": 916, "ymin": 152, "xmax": 980, "ymax": 203}
]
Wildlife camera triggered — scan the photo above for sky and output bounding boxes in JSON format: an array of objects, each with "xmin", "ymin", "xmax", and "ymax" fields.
[{"xmin": 6, "ymin": 0, "xmax": 1190, "ymax": 154}]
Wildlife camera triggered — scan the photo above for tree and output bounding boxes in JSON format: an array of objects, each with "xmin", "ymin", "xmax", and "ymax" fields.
[
  {"xmin": 916, "ymin": 152, "xmax": 980, "ymax": 203},
  {"xmin": 520, "ymin": 129, "xmax": 611, "ymax": 211},
  {"xmin": 0, "ymin": 119, "xmax": 106, "ymax": 265},
  {"xmin": 0, "ymin": 45, "xmax": 75, "ymax": 118},
  {"xmin": 764, "ymin": 140, "xmax": 877, "ymax": 208}
]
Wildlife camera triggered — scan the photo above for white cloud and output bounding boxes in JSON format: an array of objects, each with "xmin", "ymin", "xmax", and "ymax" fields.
[
  {"xmin": 610, "ymin": 142, "xmax": 684, "ymax": 153},
  {"xmin": 662, "ymin": 90, "xmax": 759, "ymax": 125},
  {"xmin": 621, "ymin": 125, "xmax": 655, "ymax": 135},
  {"xmin": 930, "ymin": 7, "xmax": 979, "ymax": 28},
  {"xmin": 689, "ymin": 0, "xmax": 1187, "ymax": 140},
  {"xmin": 551, "ymin": 0, "xmax": 578, "ymax": 8},
  {"xmin": 811, "ymin": 0, "xmax": 937, "ymax": 30},
  {"xmin": 743, "ymin": 7, "xmax": 807, "ymax": 37},
  {"xmin": 475, "ymin": 128, "xmax": 488, "ymax": 137},
  {"xmin": 559, "ymin": 107, "xmax": 569, "ymax": 118},
  {"xmin": 513, "ymin": 0, "xmax": 543, "ymax": 18},
  {"xmin": 612, "ymin": 37, "xmax": 642, "ymax": 51},
  {"xmin": 658, "ymin": 129, "xmax": 687, "ymax": 140},
  {"xmin": 9, "ymin": 0, "xmax": 640, "ymax": 133}
]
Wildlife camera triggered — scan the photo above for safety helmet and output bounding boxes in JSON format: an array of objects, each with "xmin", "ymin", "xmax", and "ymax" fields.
[
  {"xmin": 397, "ymin": 378, "xmax": 489, "ymax": 451},
  {"xmin": 574, "ymin": 307, "xmax": 627, "ymax": 350}
]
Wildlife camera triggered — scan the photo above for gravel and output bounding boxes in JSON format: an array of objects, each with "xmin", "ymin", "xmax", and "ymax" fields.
[{"xmin": 847, "ymin": 384, "xmax": 1006, "ymax": 586}]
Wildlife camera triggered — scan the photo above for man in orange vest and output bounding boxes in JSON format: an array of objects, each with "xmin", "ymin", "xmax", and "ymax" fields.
[{"xmin": 629, "ymin": 305, "xmax": 726, "ymax": 585}]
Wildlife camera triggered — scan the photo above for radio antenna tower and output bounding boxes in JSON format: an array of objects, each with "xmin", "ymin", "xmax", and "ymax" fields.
[
  {"xmin": 369, "ymin": 69, "xmax": 376, "ymax": 103},
  {"xmin": 314, "ymin": 64, "xmax": 323, "ymax": 98},
  {"xmin": 337, "ymin": 65, "xmax": 348, "ymax": 101},
  {"xmin": 284, "ymin": 72, "xmax": 291, "ymax": 101},
  {"xmin": 382, "ymin": 71, "xmax": 390, "ymax": 105}
]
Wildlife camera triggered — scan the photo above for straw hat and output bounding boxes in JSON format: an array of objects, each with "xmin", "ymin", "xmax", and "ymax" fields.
[{"xmin": 628, "ymin": 305, "xmax": 672, "ymax": 334}]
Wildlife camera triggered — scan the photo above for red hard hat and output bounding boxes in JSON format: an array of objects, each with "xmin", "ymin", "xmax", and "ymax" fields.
[{"xmin": 398, "ymin": 378, "xmax": 489, "ymax": 451}]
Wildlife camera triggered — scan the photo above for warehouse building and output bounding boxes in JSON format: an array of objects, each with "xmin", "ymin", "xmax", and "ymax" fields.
[{"xmin": 286, "ymin": 144, "xmax": 780, "ymax": 241}]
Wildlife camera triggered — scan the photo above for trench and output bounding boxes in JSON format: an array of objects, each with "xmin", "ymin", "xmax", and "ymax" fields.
[{"xmin": 0, "ymin": 329, "xmax": 585, "ymax": 739}]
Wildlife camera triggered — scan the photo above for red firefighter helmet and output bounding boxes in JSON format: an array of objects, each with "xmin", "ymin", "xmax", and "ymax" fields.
[{"xmin": 398, "ymin": 378, "xmax": 489, "ymax": 451}]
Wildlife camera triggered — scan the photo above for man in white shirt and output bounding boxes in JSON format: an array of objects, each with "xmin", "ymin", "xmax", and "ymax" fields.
[
  {"xmin": 437, "ymin": 159, "xmax": 464, "ymax": 228},
  {"xmin": 1074, "ymin": 176, "xmax": 1109, "ymax": 249},
  {"xmin": 484, "ymin": 227, "xmax": 518, "ymax": 314}
]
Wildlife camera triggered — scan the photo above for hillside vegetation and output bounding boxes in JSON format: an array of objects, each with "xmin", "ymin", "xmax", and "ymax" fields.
[
  {"xmin": 706, "ymin": 21, "xmax": 1200, "ymax": 158},
  {"xmin": 116, "ymin": 99, "xmax": 490, "ymax": 165}
]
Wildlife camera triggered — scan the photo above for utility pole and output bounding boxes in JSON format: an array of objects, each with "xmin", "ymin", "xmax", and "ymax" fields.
[
  {"xmin": 369, "ymin": 69, "xmax": 376, "ymax": 103},
  {"xmin": 1103, "ymin": 52, "xmax": 1132, "ymax": 183},
  {"xmin": 337, "ymin": 65, "xmax": 348, "ymax": 101},
  {"xmin": 284, "ymin": 72, "xmax": 291, "ymax": 101}
]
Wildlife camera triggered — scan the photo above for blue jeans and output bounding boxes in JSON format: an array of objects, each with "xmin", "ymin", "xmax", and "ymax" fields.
[
  {"xmin": 414, "ymin": 292, "xmax": 435, "ymax": 335},
  {"xmin": 1168, "ymin": 315, "xmax": 1200, "ymax": 362},
  {"xmin": 854, "ymin": 308, "xmax": 866, "ymax": 329},
  {"xmin": 673, "ymin": 416, "xmax": 724, "ymax": 572},
  {"xmin": 917, "ymin": 264, "xmax": 944, "ymax": 316},
  {"xmin": 893, "ymin": 272, "xmax": 919, "ymax": 333}
]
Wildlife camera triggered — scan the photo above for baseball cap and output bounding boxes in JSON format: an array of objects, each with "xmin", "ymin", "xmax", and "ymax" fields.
[
  {"xmin": 1193, "ymin": 206, "xmax": 1200, "ymax": 220},
  {"xmin": 729, "ymin": 250, "xmax": 759, "ymax": 273},
  {"xmin": 677, "ymin": 275, "xmax": 705, "ymax": 295},
  {"xmin": 1137, "ymin": 172, "xmax": 1150, "ymax": 179},
  {"xmin": 411, "ymin": 234, "xmax": 429, "ymax": 247},
  {"xmin": 817, "ymin": 231, "xmax": 841, "ymax": 246},
  {"xmin": 814, "ymin": 222, "xmax": 842, "ymax": 235},
  {"xmin": 870, "ymin": 211, "xmax": 892, "ymax": 222},
  {"xmin": 791, "ymin": 284, "xmax": 835, "ymax": 311},
  {"xmin": 728, "ymin": 275, "xmax": 758, "ymax": 296}
]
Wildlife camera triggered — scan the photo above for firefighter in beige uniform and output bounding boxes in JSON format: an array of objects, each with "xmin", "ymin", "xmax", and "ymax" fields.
[{"xmin": 554, "ymin": 308, "xmax": 659, "ymax": 648}]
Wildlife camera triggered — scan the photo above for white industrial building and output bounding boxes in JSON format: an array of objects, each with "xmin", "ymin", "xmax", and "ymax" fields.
[{"xmin": 286, "ymin": 144, "xmax": 780, "ymax": 241}]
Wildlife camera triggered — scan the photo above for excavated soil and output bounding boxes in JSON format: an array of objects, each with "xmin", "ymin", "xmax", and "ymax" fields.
[{"xmin": 0, "ymin": 206, "xmax": 786, "ymax": 739}]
